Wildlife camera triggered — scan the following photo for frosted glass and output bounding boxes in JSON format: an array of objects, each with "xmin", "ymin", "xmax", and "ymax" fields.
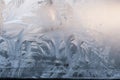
[{"xmin": 0, "ymin": 0, "xmax": 120, "ymax": 79}]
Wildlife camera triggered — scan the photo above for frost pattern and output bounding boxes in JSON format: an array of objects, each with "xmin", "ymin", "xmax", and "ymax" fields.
[{"xmin": 0, "ymin": 0, "xmax": 119, "ymax": 78}]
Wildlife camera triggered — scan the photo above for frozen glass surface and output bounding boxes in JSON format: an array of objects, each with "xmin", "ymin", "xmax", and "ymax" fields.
[{"xmin": 0, "ymin": 0, "xmax": 120, "ymax": 79}]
